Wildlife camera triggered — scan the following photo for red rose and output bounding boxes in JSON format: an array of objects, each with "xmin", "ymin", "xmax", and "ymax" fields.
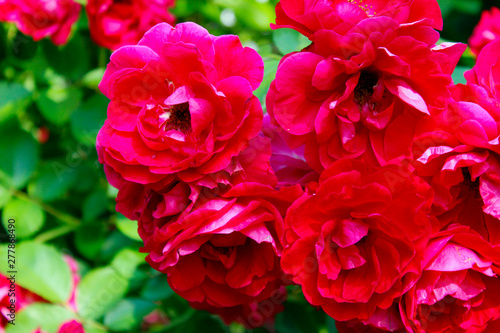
[
  {"xmin": 97, "ymin": 22, "xmax": 264, "ymax": 192},
  {"xmin": 86, "ymin": 0, "xmax": 175, "ymax": 50},
  {"xmin": 267, "ymin": 17, "xmax": 465, "ymax": 171},
  {"xmin": 469, "ymin": 7, "xmax": 500, "ymax": 56},
  {"xmin": 262, "ymin": 114, "xmax": 319, "ymax": 187},
  {"xmin": 412, "ymin": 39, "xmax": 500, "ymax": 225},
  {"xmin": 281, "ymin": 159, "xmax": 434, "ymax": 322},
  {"xmin": 400, "ymin": 224, "xmax": 500, "ymax": 332},
  {"xmin": 0, "ymin": 0, "xmax": 81, "ymax": 45},
  {"xmin": 141, "ymin": 182, "xmax": 302, "ymax": 326},
  {"xmin": 272, "ymin": 0, "xmax": 443, "ymax": 38}
]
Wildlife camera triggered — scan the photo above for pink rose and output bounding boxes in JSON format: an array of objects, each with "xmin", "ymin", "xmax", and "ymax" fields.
[
  {"xmin": 97, "ymin": 22, "xmax": 264, "ymax": 192},
  {"xmin": 272, "ymin": 0, "xmax": 443, "ymax": 38},
  {"xmin": 141, "ymin": 182, "xmax": 302, "ymax": 326},
  {"xmin": 0, "ymin": 0, "xmax": 81, "ymax": 45},
  {"xmin": 281, "ymin": 159, "xmax": 435, "ymax": 322},
  {"xmin": 86, "ymin": 0, "xmax": 175, "ymax": 50},
  {"xmin": 267, "ymin": 17, "xmax": 465, "ymax": 171},
  {"xmin": 400, "ymin": 224, "xmax": 500, "ymax": 332},
  {"xmin": 469, "ymin": 7, "xmax": 500, "ymax": 56}
]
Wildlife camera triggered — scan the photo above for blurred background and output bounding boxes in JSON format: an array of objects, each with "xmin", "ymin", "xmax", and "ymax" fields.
[{"xmin": 0, "ymin": 0, "xmax": 497, "ymax": 332}]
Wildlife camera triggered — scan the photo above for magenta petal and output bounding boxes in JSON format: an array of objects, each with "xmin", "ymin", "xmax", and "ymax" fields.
[
  {"xmin": 426, "ymin": 244, "xmax": 492, "ymax": 272},
  {"xmin": 213, "ymin": 35, "xmax": 264, "ymax": 90},
  {"xmin": 331, "ymin": 219, "xmax": 369, "ymax": 248},
  {"xmin": 384, "ymin": 78, "xmax": 429, "ymax": 114},
  {"xmin": 273, "ymin": 52, "xmax": 325, "ymax": 135}
]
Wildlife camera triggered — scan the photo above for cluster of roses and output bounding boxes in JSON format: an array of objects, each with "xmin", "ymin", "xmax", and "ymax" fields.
[
  {"xmin": 0, "ymin": 256, "xmax": 83, "ymax": 333},
  {"xmin": 96, "ymin": 0, "xmax": 500, "ymax": 332},
  {"xmin": 0, "ymin": 0, "xmax": 175, "ymax": 50}
]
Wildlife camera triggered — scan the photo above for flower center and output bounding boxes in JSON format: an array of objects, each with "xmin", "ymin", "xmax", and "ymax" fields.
[
  {"xmin": 354, "ymin": 71, "xmax": 379, "ymax": 108},
  {"xmin": 161, "ymin": 103, "xmax": 191, "ymax": 132},
  {"xmin": 461, "ymin": 167, "xmax": 480, "ymax": 198},
  {"xmin": 347, "ymin": 0, "xmax": 376, "ymax": 16}
]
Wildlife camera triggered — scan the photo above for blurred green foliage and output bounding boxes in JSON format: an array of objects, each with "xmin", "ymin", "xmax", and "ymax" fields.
[{"xmin": 0, "ymin": 0, "xmax": 494, "ymax": 332}]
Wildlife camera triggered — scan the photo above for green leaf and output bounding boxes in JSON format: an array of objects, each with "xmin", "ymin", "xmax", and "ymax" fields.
[
  {"xmin": 452, "ymin": 0, "xmax": 481, "ymax": 14},
  {"xmin": 41, "ymin": 36, "xmax": 90, "ymax": 80},
  {"xmin": 76, "ymin": 266, "xmax": 129, "ymax": 320},
  {"xmin": 81, "ymin": 68, "xmax": 105, "ymax": 89},
  {"xmin": 233, "ymin": 0, "xmax": 275, "ymax": 31},
  {"xmin": 275, "ymin": 300, "xmax": 327, "ymax": 333},
  {"xmin": 0, "ymin": 82, "xmax": 31, "ymax": 122},
  {"xmin": 116, "ymin": 214, "xmax": 141, "ymax": 241},
  {"xmin": 82, "ymin": 189, "xmax": 109, "ymax": 222},
  {"xmin": 37, "ymin": 86, "xmax": 83, "ymax": 125},
  {"xmin": 5, "ymin": 303, "xmax": 76, "ymax": 333},
  {"xmin": 9, "ymin": 30, "xmax": 38, "ymax": 60},
  {"xmin": 75, "ymin": 222, "xmax": 107, "ymax": 259},
  {"xmin": 28, "ymin": 162, "xmax": 77, "ymax": 202},
  {"xmin": 0, "ymin": 129, "xmax": 39, "ymax": 188},
  {"xmin": 70, "ymin": 94, "xmax": 107, "ymax": 145},
  {"xmin": 272, "ymin": 28, "xmax": 311, "ymax": 55},
  {"xmin": 452, "ymin": 66, "xmax": 471, "ymax": 85},
  {"xmin": 110, "ymin": 248, "xmax": 146, "ymax": 279},
  {"xmin": 100, "ymin": 231, "xmax": 139, "ymax": 261},
  {"xmin": 104, "ymin": 298, "xmax": 157, "ymax": 331},
  {"xmin": 141, "ymin": 274, "xmax": 174, "ymax": 301},
  {"xmin": 160, "ymin": 310, "xmax": 226, "ymax": 333},
  {"xmin": 0, "ymin": 185, "xmax": 11, "ymax": 209},
  {"xmin": 2, "ymin": 197, "xmax": 45, "ymax": 239},
  {"xmin": 0, "ymin": 242, "xmax": 72, "ymax": 303},
  {"xmin": 254, "ymin": 56, "xmax": 280, "ymax": 108}
]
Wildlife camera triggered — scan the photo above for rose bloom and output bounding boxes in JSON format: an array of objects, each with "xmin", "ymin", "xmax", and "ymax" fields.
[
  {"xmin": 141, "ymin": 182, "xmax": 303, "ymax": 327},
  {"xmin": 400, "ymin": 224, "xmax": 500, "ymax": 332},
  {"xmin": 267, "ymin": 17, "xmax": 465, "ymax": 171},
  {"xmin": 412, "ymin": 39, "xmax": 500, "ymax": 227},
  {"xmin": 469, "ymin": 7, "xmax": 500, "ymax": 56},
  {"xmin": 86, "ymin": 0, "xmax": 175, "ymax": 50},
  {"xmin": 97, "ymin": 22, "xmax": 264, "ymax": 193},
  {"xmin": 262, "ymin": 114, "xmax": 319, "ymax": 187},
  {"xmin": 281, "ymin": 159, "xmax": 434, "ymax": 322},
  {"xmin": 272, "ymin": 0, "xmax": 443, "ymax": 38},
  {"xmin": 0, "ymin": 0, "xmax": 81, "ymax": 45}
]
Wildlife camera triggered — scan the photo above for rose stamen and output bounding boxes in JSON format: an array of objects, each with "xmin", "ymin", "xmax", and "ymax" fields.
[
  {"xmin": 161, "ymin": 102, "xmax": 191, "ymax": 132},
  {"xmin": 354, "ymin": 71, "xmax": 379, "ymax": 108},
  {"xmin": 461, "ymin": 167, "xmax": 481, "ymax": 199}
]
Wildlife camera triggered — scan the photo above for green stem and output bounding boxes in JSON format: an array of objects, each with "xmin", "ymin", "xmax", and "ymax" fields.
[
  {"xmin": 34, "ymin": 225, "xmax": 77, "ymax": 243},
  {"xmin": 98, "ymin": 47, "xmax": 109, "ymax": 69},
  {"xmin": 10, "ymin": 189, "xmax": 81, "ymax": 227}
]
